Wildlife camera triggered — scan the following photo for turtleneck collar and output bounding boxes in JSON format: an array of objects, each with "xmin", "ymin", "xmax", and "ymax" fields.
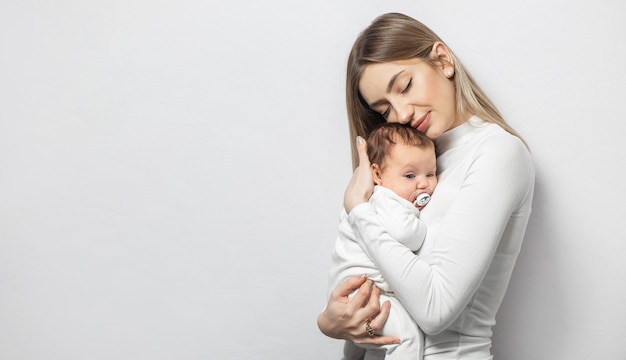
[{"xmin": 434, "ymin": 115, "xmax": 486, "ymax": 156}]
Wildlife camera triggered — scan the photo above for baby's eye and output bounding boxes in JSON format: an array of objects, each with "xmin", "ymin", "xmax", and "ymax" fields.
[
  {"xmin": 405, "ymin": 174, "xmax": 415, "ymax": 179},
  {"xmin": 427, "ymin": 173, "xmax": 435, "ymax": 178}
]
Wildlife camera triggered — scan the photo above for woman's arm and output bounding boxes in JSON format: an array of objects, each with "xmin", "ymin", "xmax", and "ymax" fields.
[{"xmin": 348, "ymin": 134, "xmax": 534, "ymax": 335}]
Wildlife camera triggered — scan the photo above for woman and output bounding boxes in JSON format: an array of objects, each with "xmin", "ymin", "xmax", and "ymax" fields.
[{"xmin": 318, "ymin": 13, "xmax": 535, "ymax": 359}]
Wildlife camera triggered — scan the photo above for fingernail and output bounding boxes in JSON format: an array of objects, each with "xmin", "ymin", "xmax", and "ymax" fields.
[{"xmin": 356, "ymin": 136, "xmax": 364, "ymax": 145}]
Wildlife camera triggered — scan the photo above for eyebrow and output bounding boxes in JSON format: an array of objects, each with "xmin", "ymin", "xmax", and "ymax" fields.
[{"xmin": 367, "ymin": 70, "xmax": 405, "ymax": 108}]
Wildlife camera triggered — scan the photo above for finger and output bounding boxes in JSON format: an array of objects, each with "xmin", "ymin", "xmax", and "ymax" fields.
[
  {"xmin": 363, "ymin": 284, "xmax": 382, "ymax": 319},
  {"xmin": 369, "ymin": 299, "xmax": 391, "ymax": 331},
  {"xmin": 354, "ymin": 299, "xmax": 400, "ymax": 346},
  {"xmin": 349, "ymin": 278, "xmax": 374, "ymax": 309},
  {"xmin": 355, "ymin": 136, "xmax": 371, "ymax": 169},
  {"xmin": 354, "ymin": 334, "xmax": 401, "ymax": 346},
  {"xmin": 354, "ymin": 137, "xmax": 373, "ymax": 185},
  {"xmin": 344, "ymin": 137, "xmax": 375, "ymax": 213},
  {"xmin": 331, "ymin": 275, "xmax": 368, "ymax": 300}
]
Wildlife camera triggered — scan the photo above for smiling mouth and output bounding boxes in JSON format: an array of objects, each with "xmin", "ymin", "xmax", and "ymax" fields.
[{"xmin": 411, "ymin": 112, "xmax": 430, "ymax": 131}]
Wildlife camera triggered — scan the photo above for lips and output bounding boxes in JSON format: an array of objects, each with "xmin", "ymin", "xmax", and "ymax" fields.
[{"xmin": 412, "ymin": 112, "xmax": 431, "ymax": 132}]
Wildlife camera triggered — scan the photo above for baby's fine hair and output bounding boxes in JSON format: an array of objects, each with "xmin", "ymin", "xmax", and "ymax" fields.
[{"xmin": 367, "ymin": 123, "xmax": 435, "ymax": 169}]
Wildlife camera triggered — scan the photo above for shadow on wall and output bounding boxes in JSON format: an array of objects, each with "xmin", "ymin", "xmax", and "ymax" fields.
[{"xmin": 492, "ymin": 169, "xmax": 568, "ymax": 359}]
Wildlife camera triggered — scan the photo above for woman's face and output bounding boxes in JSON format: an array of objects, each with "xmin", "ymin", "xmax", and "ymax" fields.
[{"xmin": 358, "ymin": 58, "xmax": 466, "ymax": 140}]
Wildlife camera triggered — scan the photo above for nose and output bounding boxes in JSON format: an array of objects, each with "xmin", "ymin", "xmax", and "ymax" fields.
[
  {"xmin": 395, "ymin": 102, "xmax": 414, "ymax": 125},
  {"xmin": 417, "ymin": 178, "xmax": 430, "ymax": 190}
]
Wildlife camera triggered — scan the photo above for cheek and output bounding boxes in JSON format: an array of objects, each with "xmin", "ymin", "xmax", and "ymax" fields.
[
  {"xmin": 430, "ymin": 76, "xmax": 456, "ymax": 109},
  {"xmin": 441, "ymin": 83, "xmax": 457, "ymax": 112},
  {"xmin": 430, "ymin": 88, "xmax": 457, "ymax": 132}
]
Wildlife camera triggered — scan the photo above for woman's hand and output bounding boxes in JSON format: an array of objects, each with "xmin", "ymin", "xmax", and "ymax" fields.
[
  {"xmin": 344, "ymin": 136, "xmax": 375, "ymax": 213},
  {"xmin": 317, "ymin": 276, "xmax": 400, "ymax": 345}
]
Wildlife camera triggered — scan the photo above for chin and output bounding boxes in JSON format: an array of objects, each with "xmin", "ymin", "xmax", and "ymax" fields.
[{"xmin": 424, "ymin": 129, "xmax": 438, "ymax": 140}]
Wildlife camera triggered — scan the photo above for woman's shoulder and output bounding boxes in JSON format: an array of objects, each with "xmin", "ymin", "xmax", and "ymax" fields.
[
  {"xmin": 475, "ymin": 122, "xmax": 530, "ymax": 158},
  {"xmin": 475, "ymin": 134, "xmax": 534, "ymax": 194},
  {"xmin": 464, "ymin": 122, "xmax": 534, "ymax": 181}
]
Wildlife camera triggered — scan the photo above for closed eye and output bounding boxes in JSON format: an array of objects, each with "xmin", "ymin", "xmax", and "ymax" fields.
[{"xmin": 401, "ymin": 78, "xmax": 412, "ymax": 94}]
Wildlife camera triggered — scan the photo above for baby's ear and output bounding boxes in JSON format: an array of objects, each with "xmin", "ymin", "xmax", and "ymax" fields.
[{"xmin": 370, "ymin": 164, "xmax": 383, "ymax": 185}]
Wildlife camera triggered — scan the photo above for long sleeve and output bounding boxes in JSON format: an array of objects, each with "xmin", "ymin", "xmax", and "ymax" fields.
[
  {"xmin": 348, "ymin": 126, "xmax": 534, "ymax": 336},
  {"xmin": 370, "ymin": 186, "xmax": 425, "ymax": 252}
]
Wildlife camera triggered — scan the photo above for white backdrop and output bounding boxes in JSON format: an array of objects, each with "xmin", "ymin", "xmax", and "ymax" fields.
[{"xmin": 1, "ymin": 1, "xmax": 625, "ymax": 359}]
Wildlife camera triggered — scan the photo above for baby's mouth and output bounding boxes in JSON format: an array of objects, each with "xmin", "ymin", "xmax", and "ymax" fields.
[
  {"xmin": 410, "ymin": 188, "xmax": 433, "ymax": 208},
  {"xmin": 413, "ymin": 193, "xmax": 431, "ymax": 207}
]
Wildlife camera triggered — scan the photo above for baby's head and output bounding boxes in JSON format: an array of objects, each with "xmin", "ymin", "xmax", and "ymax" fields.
[{"xmin": 367, "ymin": 123, "xmax": 437, "ymax": 207}]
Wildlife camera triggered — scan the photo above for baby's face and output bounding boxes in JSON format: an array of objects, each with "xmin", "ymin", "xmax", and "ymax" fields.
[{"xmin": 374, "ymin": 143, "xmax": 437, "ymax": 204}]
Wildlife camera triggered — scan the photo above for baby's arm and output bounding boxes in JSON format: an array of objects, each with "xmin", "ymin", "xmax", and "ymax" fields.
[{"xmin": 370, "ymin": 187, "xmax": 426, "ymax": 251}]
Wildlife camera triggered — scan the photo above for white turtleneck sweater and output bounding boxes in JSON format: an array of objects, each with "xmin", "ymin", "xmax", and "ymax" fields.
[{"xmin": 348, "ymin": 116, "xmax": 535, "ymax": 359}]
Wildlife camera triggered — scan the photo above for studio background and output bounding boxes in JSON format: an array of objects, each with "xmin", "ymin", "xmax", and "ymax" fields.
[{"xmin": 1, "ymin": 1, "xmax": 625, "ymax": 359}]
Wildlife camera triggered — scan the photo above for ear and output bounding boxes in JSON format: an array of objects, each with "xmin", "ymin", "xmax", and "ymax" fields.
[
  {"xmin": 430, "ymin": 41, "xmax": 455, "ymax": 77},
  {"xmin": 371, "ymin": 164, "xmax": 384, "ymax": 186}
]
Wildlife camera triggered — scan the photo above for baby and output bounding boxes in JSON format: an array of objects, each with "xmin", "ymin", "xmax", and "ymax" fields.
[{"xmin": 327, "ymin": 122, "xmax": 437, "ymax": 360}]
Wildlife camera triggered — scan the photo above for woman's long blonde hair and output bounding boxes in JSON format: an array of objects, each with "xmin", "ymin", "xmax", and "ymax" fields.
[{"xmin": 346, "ymin": 12, "xmax": 525, "ymax": 169}]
